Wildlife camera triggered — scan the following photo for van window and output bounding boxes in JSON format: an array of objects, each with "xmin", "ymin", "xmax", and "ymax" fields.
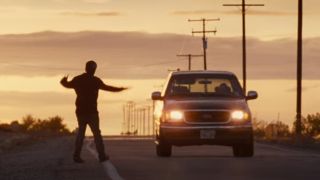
[{"xmin": 166, "ymin": 74, "xmax": 243, "ymax": 98}]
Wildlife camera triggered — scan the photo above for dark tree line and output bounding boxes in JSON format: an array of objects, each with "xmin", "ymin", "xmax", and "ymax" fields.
[
  {"xmin": 0, "ymin": 115, "xmax": 71, "ymax": 135},
  {"xmin": 254, "ymin": 113, "xmax": 320, "ymax": 139}
]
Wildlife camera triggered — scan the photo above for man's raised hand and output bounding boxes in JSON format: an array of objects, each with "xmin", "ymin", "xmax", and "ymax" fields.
[
  {"xmin": 121, "ymin": 87, "xmax": 130, "ymax": 91},
  {"xmin": 60, "ymin": 75, "xmax": 69, "ymax": 84}
]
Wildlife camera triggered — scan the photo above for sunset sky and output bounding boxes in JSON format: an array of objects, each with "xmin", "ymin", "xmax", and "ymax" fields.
[
  {"xmin": 0, "ymin": 0, "xmax": 319, "ymax": 134},
  {"xmin": 0, "ymin": 0, "xmax": 319, "ymax": 38}
]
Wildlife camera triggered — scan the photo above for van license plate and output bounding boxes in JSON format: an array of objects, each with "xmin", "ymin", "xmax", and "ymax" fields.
[{"xmin": 200, "ymin": 130, "xmax": 216, "ymax": 139}]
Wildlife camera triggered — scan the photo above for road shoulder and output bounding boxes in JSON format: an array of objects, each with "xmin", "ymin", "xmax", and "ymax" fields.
[{"xmin": 0, "ymin": 136, "xmax": 108, "ymax": 180}]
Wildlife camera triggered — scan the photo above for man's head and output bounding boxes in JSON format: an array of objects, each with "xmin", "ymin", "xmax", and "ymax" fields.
[{"xmin": 85, "ymin": 60, "xmax": 97, "ymax": 76}]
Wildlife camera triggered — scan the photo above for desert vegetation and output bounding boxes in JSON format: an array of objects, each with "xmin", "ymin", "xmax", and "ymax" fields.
[
  {"xmin": 253, "ymin": 113, "xmax": 320, "ymax": 143},
  {"xmin": 0, "ymin": 115, "xmax": 71, "ymax": 136}
]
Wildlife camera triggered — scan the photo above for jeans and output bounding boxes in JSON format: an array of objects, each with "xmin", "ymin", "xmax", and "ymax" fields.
[{"xmin": 74, "ymin": 113, "xmax": 106, "ymax": 160}]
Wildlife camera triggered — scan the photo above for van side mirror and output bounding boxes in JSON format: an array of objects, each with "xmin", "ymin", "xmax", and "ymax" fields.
[
  {"xmin": 246, "ymin": 91, "xmax": 258, "ymax": 100},
  {"xmin": 151, "ymin": 91, "xmax": 163, "ymax": 100}
]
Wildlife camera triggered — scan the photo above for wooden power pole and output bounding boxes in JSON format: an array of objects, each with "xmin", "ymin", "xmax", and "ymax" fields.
[
  {"xmin": 223, "ymin": 0, "xmax": 264, "ymax": 94},
  {"xmin": 296, "ymin": 0, "xmax": 303, "ymax": 136},
  {"xmin": 188, "ymin": 18, "xmax": 219, "ymax": 70},
  {"xmin": 177, "ymin": 54, "xmax": 203, "ymax": 70}
]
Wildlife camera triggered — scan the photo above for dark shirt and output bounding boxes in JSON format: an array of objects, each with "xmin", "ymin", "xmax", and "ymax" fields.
[{"xmin": 61, "ymin": 73, "xmax": 123, "ymax": 115}]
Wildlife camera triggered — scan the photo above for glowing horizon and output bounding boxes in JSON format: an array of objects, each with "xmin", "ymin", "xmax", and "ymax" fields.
[{"xmin": 1, "ymin": 75, "xmax": 319, "ymax": 135}]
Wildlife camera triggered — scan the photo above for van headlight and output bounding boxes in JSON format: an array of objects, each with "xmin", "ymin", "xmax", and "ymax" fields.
[
  {"xmin": 231, "ymin": 110, "xmax": 248, "ymax": 121},
  {"xmin": 168, "ymin": 110, "xmax": 184, "ymax": 121}
]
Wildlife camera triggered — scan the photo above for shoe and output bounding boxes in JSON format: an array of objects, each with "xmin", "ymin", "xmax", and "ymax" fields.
[
  {"xmin": 99, "ymin": 155, "xmax": 110, "ymax": 162},
  {"xmin": 73, "ymin": 156, "xmax": 84, "ymax": 163}
]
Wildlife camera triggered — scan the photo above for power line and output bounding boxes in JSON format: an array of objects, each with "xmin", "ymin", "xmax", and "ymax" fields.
[
  {"xmin": 188, "ymin": 18, "xmax": 220, "ymax": 70},
  {"xmin": 223, "ymin": 0, "xmax": 264, "ymax": 94},
  {"xmin": 142, "ymin": 60, "xmax": 180, "ymax": 67},
  {"xmin": 0, "ymin": 62, "xmax": 81, "ymax": 71},
  {"xmin": 177, "ymin": 54, "xmax": 203, "ymax": 70},
  {"xmin": 177, "ymin": 33, "xmax": 194, "ymax": 55}
]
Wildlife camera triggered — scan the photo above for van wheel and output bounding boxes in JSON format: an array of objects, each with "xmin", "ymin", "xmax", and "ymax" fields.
[
  {"xmin": 233, "ymin": 142, "xmax": 254, "ymax": 157},
  {"xmin": 156, "ymin": 140, "xmax": 172, "ymax": 157}
]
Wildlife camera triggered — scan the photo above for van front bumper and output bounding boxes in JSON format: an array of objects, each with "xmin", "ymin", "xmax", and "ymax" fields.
[{"xmin": 158, "ymin": 124, "xmax": 253, "ymax": 146}]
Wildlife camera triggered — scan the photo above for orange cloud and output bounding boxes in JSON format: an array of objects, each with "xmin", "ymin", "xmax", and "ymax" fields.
[
  {"xmin": 171, "ymin": 9, "xmax": 297, "ymax": 16},
  {"xmin": 225, "ymin": 10, "xmax": 297, "ymax": 16},
  {"xmin": 171, "ymin": 10, "xmax": 217, "ymax": 15},
  {"xmin": 60, "ymin": 11, "xmax": 122, "ymax": 17}
]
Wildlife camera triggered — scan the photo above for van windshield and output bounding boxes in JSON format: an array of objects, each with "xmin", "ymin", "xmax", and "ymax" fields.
[{"xmin": 165, "ymin": 74, "xmax": 244, "ymax": 98}]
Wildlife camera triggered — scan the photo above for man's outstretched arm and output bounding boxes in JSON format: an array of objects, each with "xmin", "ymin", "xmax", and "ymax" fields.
[
  {"xmin": 60, "ymin": 76, "xmax": 74, "ymax": 89},
  {"xmin": 100, "ymin": 82, "xmax": 127, "ymax": 92}
]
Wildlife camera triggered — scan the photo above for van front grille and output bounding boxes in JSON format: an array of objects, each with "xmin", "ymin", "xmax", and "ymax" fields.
[{"xmin": 184, "ymin": 110, "xmax": 230, "ymax": 123}]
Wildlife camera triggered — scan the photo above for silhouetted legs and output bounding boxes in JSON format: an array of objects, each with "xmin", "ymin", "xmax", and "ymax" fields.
[
  {"xmin": 74, "ymin": 118, "xmax": 87, "ymax": 160},
  {"xmin": 74, "ymin": 113, "xmax": 107, "ymax": 161}
]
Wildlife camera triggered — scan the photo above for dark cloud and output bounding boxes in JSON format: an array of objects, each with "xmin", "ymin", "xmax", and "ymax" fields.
[
  {"xmin": 0, "ymin": 31, "xmax": 319, "ymax": 79},
  {"xmin": 60, "ymin": 11, "xmax": 122, "ymax": 17}
]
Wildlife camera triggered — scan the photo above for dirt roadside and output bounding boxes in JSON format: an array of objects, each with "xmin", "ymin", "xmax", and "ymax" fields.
[{"xmin": 0, "ymin": 135, "xmax": 108, "ymax": 180}]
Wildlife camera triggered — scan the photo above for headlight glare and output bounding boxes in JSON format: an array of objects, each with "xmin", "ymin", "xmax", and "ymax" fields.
[
  {"xmin": 231, "ymin": 110, "xmax": 248, "ymax": 121},
  {"xmin": 169, "ymin": 111, "xmax": 184, "ymax": 121}
]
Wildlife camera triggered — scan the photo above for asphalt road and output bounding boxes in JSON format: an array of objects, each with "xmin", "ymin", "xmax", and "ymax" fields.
[
  {"xmin": 1, "ymin": 136, "xmax": 320, "ymax": 180},
  {"xmin": 105, "ymin": 138, "xmax": 320, "ymax": 180}
]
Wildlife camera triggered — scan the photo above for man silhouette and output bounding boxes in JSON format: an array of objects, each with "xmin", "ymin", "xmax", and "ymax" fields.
[{"xmin": 60, "ymin": 60, "xmax": 127, "ymax": 163}]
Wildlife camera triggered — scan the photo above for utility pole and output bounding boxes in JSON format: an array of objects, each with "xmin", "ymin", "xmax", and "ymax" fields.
[
  {"xmin": 126, "ymin": 103, "xmax": 130, "ymax": 134},
  {"xmin": 152, "ymin": 100, "xmax": 155, "ymax": 136},
  {"xmin": 122, "ymin": 104, "xmax": 126, "ymax": 135},
  {"xmin": 296, "ymin": 0, "xmax": 303, "ymax": 136},
  {"xmin": 147, "ymin": 106, "xmax": 150, "ymax": 135},
  {"xmin": 188, "ymin": 18, "xmax": 219, "ymax": 70},
  {"xmin": 129, "ymin": 101, "xmax": 134, "ymax": 133},
  {"xmin": 131, "ymin": 102, "xmax": 135, "ymax": 133},
  {"xmin": 138, "ymin": 108, "xmax": 141, "ymax": 135},
  {"xmin": 139, "ymin": 108, "xmax": 142, "ymax": 136},
  {"xmin": 134, "ymin": 107, "xmax": 137, "ymax": 135},
  {"xmin": 177, "ymin": 54, "xmax": 203, "ymax": 70},
  {"xmin": 223, "ymin": 0, "xmax": 264, "ymax": 94},
  {"xmin": 124, "ymin": 101, "xmax": 135, "ymax": 134},
  {"xmin": 143, "ymin": 108, "xmax": 146, "ymax": 136}
]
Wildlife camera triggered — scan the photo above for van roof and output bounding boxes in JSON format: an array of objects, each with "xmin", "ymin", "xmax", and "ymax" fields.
[{"xmin": 171, "ymin": 70, "xmax": 235, "ymax": 76}]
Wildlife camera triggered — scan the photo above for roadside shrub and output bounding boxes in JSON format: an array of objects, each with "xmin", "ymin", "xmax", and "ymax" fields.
[
  {"xmin": 0, "ymin": 123, "xmax": 12, "ymax": 132},
  {"xmin": 252, "ymin": 118, "xmax": 268, "ymax": 138},
  {"xmin": 21, "ymin": 115, "xmax": 36, "ymax": 132},
  {"xmin": 253, "ymin": 119, "xmax": 291, "ymax": 139},
  {"xmin": 29, "ymin": 116, "xmax": 70, "ymax": 135},
  {"xmin": 0, "ymin": 115, "xmax": 71, "ymax": 135},
  {"xmin": 265, "ymin": 121, "xmax": 290, "ymax": 138},
  {"xmin": 294, "ymin": 113, "xmax": 320, "ymax": 137}
]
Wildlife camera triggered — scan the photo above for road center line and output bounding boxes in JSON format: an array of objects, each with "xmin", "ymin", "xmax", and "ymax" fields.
[{"xmin": 85, "ymin": 139, "xmax": 124, "ymax": 180}]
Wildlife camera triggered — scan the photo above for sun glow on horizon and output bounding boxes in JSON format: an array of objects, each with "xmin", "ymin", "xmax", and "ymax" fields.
[{"xmin": 0, "ymin": 75, "xmax": 320, "ymax": 135}]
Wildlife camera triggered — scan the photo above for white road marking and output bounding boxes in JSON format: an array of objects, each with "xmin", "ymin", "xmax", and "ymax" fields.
[{"xmin": 85, "ymin": 139, "xmax": 124, "ymax": 180}]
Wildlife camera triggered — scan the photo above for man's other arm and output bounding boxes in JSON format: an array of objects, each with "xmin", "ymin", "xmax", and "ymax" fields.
[
  {"xmin": 100, "ymin": 81, "xmax": 127, "ymax": 92},
  {"xmin": 60, "ymin": 76, "xmax": 74, "ymax": 89}
]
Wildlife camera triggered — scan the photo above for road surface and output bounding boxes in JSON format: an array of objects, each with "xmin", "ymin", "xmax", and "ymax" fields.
[{"xmin": 1, "ymin": 136, "xmax": 320, "ymax": 180}]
